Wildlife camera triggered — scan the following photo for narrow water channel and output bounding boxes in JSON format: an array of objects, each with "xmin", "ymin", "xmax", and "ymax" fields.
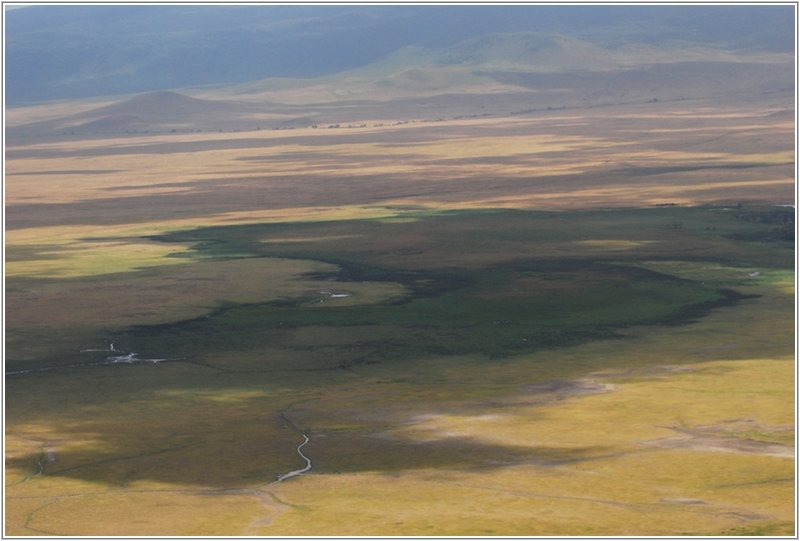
[{"xmin": 271, "ymin": 435, "xmax": 312, "ymax": 484}]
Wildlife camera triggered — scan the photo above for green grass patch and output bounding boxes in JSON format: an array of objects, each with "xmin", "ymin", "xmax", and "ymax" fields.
[
  {"xmin": 6, "ymin": 206, "xmax": 794, "ymax": 511},
  {"xmin": 102, "ymin": 206, "xmax": 784, "ymax": 373}
]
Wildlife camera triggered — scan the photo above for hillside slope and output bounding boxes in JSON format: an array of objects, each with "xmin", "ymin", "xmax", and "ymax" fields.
[
  {"xmin": 5, "ymin": 31, "xmax": 793, "ymax": 141},
  {"xmin": 5, "ymin": 4, "xmax": 793, "ymax": 105},
  {"xmin": 210, "ymin": 32, "xmax": 792, "ymax": 104}
]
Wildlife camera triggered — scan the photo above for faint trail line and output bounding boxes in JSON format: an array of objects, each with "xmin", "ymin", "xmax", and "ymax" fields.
[
  {"xmin": 418, "ymin": 476, "xmax": 641, "ymax": 510},
  {"xmin": 46, "ymin": 445, "xmax": 191, "ymax": 476},
  {"xmin": 22, "ymin": 497, "xmax": 62, "ymax": 536},
  {"xmin": 8, "ymin": 487, "xmax": 232, "ymax": 501},
  {"xmin": 712, "ymin": 477, "xmax": 795, "ymax": 489},
  {"xmin": 416, "ymin": 477, "xmax": 763, "ymax": 522},
  {"xmin": 246, "ymin": 489, "xmax": 298, "ymax": 529},
  {"xmin": 6, "ymin": 450, "xmax": 46, "ymax": 488},
  {"xmin": 257, "ymin": 489, "xmax": 299, "ymax": 509}
]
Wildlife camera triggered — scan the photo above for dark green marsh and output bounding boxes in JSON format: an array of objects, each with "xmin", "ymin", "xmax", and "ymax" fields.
[
  {"xmin": 5, "ymin": 206, "xmax": 793, "ymax": 483},
  {"xmin": 7, "ymin": 205, "xmax": 792, "ymax": 376},
  {"xmin": 106, "ymin": 205, "xmax": 789, "ymax": 373}
]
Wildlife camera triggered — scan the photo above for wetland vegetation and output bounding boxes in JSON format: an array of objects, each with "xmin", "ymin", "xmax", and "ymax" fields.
[
  {"xmin": 8, "ymin": 206, "xmax": 784, "ymax": 376},
  {"xmin": 115, "ymin": 208, "xmax": 763, "ymax": 369},
  {"xmin": 4, "ymin": 5, "xmax": 795, "ymax": 535},
  {"xmin": 5, "ymin": 202, "xmax": 795, "ymax": 535}
]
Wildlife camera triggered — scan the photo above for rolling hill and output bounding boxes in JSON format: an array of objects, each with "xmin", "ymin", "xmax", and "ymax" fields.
[
  {"xmin": 5, "ymin": 4, "xmax": 794, "ymax": 106},
  {"xmin": 6, "ymin": 28, "xmax": 792, "ymax": 141}
]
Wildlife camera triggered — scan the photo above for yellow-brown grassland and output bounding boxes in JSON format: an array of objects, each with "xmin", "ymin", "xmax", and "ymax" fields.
[{"xmin": 4, "ymin": 41, "xmax": 796, "ymax": 536}]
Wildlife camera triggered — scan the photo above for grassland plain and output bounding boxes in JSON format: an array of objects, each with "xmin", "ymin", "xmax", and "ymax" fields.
[
  {"xmin": 5, "ymin": 203, "xmax": 794, "ymax": 536},
  {"xmin": 4, "ymin": 91, "xmax": 795, "ymax": 535}
]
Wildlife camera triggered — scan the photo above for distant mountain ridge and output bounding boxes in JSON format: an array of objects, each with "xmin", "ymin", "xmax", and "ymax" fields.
[
  {"xmin": 206, "ymin": 31, "xmax": 792, "ymax": 105},
  {"xmin": 85, "ymin": 91, "xmax": 238, "ymax": 118},
  {"xmin": 5, "ymin": 4, "xmax": 794, "ymax": 105}
]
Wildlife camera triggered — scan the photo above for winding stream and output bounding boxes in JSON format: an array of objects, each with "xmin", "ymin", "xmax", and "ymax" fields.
[
  {"xmin": 5, "ymin": 343, "xmax": 181, "ymax": 376},
  {"xmin": 271, "ymin": 435, "xmax": 312, "ymax": 484}
]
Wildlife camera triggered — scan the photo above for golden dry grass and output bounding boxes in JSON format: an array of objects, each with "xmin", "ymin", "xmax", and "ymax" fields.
[
  {"xmin": 259, "ymin": 291, "xmax": 794, "ymax": 536},
  {"xmin": 6, "ymin": 101, "xmax": 793, "ymax": 214},
  {"xmin": 6, "ymin": 97, "xmax": 792, "ymax": 299},
  {"xmin": 7, "ymin": 359, "xmax": 793, "ymax": 536},
  {"xmin": 254, "ymin": 356, "xmax": 794, "ymax": 536},
  {"xmin": 6, "ymin": 246, "xmax": 795, "ymax": 534},
  {"xmin": 6, "ymin": 259, "xmax": 792, "ymax": 536},
  {"xmin": 4, "ymin": 88, "xmax": 794, "ymax": 535}
]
